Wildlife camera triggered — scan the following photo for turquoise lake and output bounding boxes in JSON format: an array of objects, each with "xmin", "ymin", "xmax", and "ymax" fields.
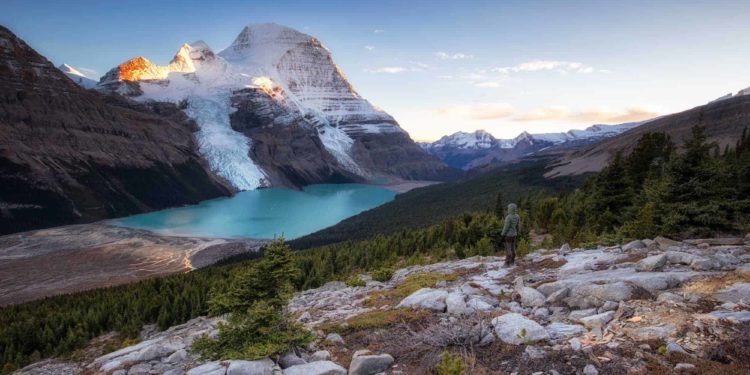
[{"xmin": 111, "ymin": 184, "xmax": 396, "ymax": 239}]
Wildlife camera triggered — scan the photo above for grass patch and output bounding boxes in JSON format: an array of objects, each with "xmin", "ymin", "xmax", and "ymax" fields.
[
  {"xmin": 365, "ymin": 272, "xmax": 460, "ymax": 308},
  {"xmin": 682, "ymin": 273, "xmax": 750, "ymax": 295},
  {"xmin": 319, "ymin": 308, "xmax": 430, "ymax": 334}
]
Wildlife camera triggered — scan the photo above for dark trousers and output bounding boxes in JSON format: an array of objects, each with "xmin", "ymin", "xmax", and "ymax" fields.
[{"xmin": 505, "ymin": 236, "xmax": 517, "ymax": 265}]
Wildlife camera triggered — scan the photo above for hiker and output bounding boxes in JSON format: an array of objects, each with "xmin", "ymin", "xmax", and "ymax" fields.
[{"xmin": 501, "ymin": 203, "xmax": 520, "ymax": 266}]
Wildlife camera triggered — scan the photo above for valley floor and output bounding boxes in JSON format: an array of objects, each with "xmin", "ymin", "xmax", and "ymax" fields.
[
  {"xmin": 17, "ymin": 235, "xmax": 750, "ymax": 375},
  {"xmin": 0, "ymin": 224, "xmax": 265, "ymax": 306}
]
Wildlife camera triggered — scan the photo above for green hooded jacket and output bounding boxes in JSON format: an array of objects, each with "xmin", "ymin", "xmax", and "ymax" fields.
[{"xmin": 501, "ymin": 203, "xmax": 520, "ymax": 237}]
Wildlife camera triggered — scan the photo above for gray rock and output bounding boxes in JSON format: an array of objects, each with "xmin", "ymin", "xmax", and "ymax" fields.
[
  {"xmin": 282, "ymin": 361, "xmax": 347, "ymax": 375},
  {"xmin": 684, "ymin": 238, "xmax": 744, "ymax": 246},
  {"xmin": 128, "ymin": 363, "xmax": 151, "ymax": 375},
  {"xmin": 690, "ymin": 256, "xmax": 720, "ymax": 271},
  {"xmin": 666, "ymin": 342, "xmax": 687, "ymax": 355},
  {"xmin": 460, "ymin": 282, "xmax": 484, "ymax": 296},
  {"xmin": 491, "ymin": 313, "xmax": 550, "ymax": 345},
  {"xmin": 187, "ymin": 362, "xmax": 226, "ymax": 375},
  {"xmin": 583, "ymin": 364, "xmax": 599, "ymax": 375},
  {"xmin": 348, "ymin": 350, "xmax": 394, "ymax": 375},
  {"xmin": 533, "ymin": 307, "xmax": 550, "ymax": 319},
  {"xmin": 113, "ymin": 370, "xmax": 128, "ymax": 375},
  {"xmin": 624, "ymin": 325, "xmax": 676, "ymax": 340},
  {"xmin": 636, "ymin": 254, "xmax": 667, "ymax": 272},
  {"xmin": 279, "ymin": 352, "xmax": 306, "ymax": 369},
  {"xmin": 546, "ymin": 322, "xmax": 587, "ymax": 340},
  {"xmin": 654, "ymin": 236, "xmax": 682, "ymax": 250},
  {"xmin": 623, "ymin": 240, "xmax": 646, "ymax": 251},
  {"xmin": 163, "ymin": 369, "xmax": 185, "ymax": 375},
  {"xmin": 165, "ymin": 349, "xmax": 187, "ymax": 363},
  {"xmin": 445, "ymin": 291, "xmax": 469, "ymax": 315},
  {"xmin": 566, "ymin": 282, "xmax": 635, "ymax": 309},
  {"xmin": 579, "ymin": 311, "xmax": 615, "ymax": 329},
  {"xmin": 559, "ymin": 243, "xmax": 571, "ymax": 256},
  {"xmin": 518, "ymin": 286, "xmax": 546, "ymax": 307},
  {"xmin": 657, "ymin": 292, "xmax": 683, "ymax": 303},
  {"xmin": 324, "ymin": 333, "xmax": 345, "ymax": 345},
  {"xmin": 569, "ymin": 308, "xmax": 598, "ymax": 321},
  {"xmin": 309, "ymin": 350, "xmax": 331, "ymax": 362},
  {"xmin": 709, "ymin": 310, "xmax": 750, "ymax": 322},
  {"xmin": 546, "ymin": 287, "xmax": 570, "ymax": 305},
  {"xmin": 569, "ymin": 337, "xmax": 582, "ymax": 351},
  {"xmin": 524, "ymin": 345, "xmax": 546, "ymax": 360},
  {"xmin": 227, "ymin": 359, "xmax": 276, "ymax": 375},
  {"xmin": 396, "ymin": 288, "xmax": 448, "ymax": 312},
  {"xmin": 599, "ymin": 301, "xmax": 619, "ymax": 312},
  {"xmin": 674, "ymin": 363, "xmax": 696, "ymax": 373},
  {"xmin": 714, "ymin": 282, "xmax": 750, "ymax": 304},
  {"xmin": 665, "ymin": 251, "xmax": 696, "ymax": 265}
]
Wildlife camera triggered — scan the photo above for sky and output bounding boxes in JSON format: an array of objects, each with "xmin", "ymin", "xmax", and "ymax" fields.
[{"xmin": 2, "ymin": 0, "xmax": 749, "ymax": 141}]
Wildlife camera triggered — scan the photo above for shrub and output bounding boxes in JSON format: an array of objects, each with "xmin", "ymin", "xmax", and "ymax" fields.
[
  {"xmin": 372, "ymin": 267, "xmax": 394, "ymax": 282},
  {"xmin": 435, "ymin": 351, "xmax": 466, "ymax": 375},
  {"xmin": 345, "ymin": 276, "xmax": 366, "ymax": 287}
]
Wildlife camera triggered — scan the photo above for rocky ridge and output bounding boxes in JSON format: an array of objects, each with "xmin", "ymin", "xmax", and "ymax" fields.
[{"xmin": 17, "ymin": 235, "xmax": 750, "ymax": 374}]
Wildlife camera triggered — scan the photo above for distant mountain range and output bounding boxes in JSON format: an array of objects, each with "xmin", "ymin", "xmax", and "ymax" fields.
[{"xmin": 419, "ymin": 122, "xmax": 645, "ymax": 170}]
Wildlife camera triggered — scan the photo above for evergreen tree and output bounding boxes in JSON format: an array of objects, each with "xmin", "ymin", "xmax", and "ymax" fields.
[{"xmin": 494, "ymin": 192, "xmax": 505, "ymax": 218}]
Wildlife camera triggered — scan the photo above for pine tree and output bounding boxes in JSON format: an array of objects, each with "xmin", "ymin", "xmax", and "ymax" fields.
[{"xmin": 494, "ymin": 192, "xmax": 505, "ymax": 218}]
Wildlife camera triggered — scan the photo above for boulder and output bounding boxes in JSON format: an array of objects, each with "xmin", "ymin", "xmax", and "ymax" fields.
[
  {"xmin": 165, "ymin": 349, "xmax": 187, "ymax": 363},
  {"xmin": 491, "ymin": 313, "xmax": 550, "ymax": 345},
  {"xmin": 666, "ymin": 342, "xmax": 687, "ymax": 355},
  {"xmin": 684, "ymin": 238, "xmax": 744, "ymax": 246},
  {"xmin": 467, "ymin": 296, "xmax": 495, "ymax": 312},
  {"xmin": 309, "ymin": 350, "xmax": 331, "ymax": 362},
  {"xmin": 524, "ymin": 345, "xmax": 546, "ymax": 360},
  {"xmin": 279, "ymin": 352, "xmax": 306, "ymax": 369},
  {"xmin": 714, "ymin": 282, "xmax": 750, "ymax": 304},
  {"xmin": 569, "ymin": 308, "xmax": 598, "ymax": 321},
  {"xmin": 445, "ymin": 291, "xmax": 469, "ymax": 315},
  {"xmin": 709, "ymin": 310, "xmax": 750, "ymax": 322},
  {"xmin": 546, "ymin": 322, "xmax": 587, "ymax": 340},
  {"xmin": 579, "ymin": 311, "xmax": 615, "ymax": 329},
  {"xmin": 665, "ymin": 251, "xmax": 696, "ymax": 265},
  {"xmin": 546, "ymin": 287, "xmax": 570, "ymax": 305},
  {"xmin": 163, "ymin": 370, "xmax": 185, "ymax": 375},
  {"xmin": 566, "ymin": 282, "xmax": 635, "ymax": 308},
  {"xmin": 396, "ymin": 288, "xmax": 448, "ymax": 312},
  {"xmin": 324, "ymin": 333, "xmax": 345, "ymax": 345},
  {"xmin": 282, "ymin": 361, "xmax": 347, "ymax": 375},
  {"xmin": 227, "ymin": 359, "xmax": 276, "ymax": 375},
  {"xmin": 187, "ymin": 362, "xmax": 226, "ymax": 375},
  {"xmin": 569, "ymin": 338, "xmax": 582, "ymax": 351},
  {"xmin": 559, "ymin": 243, "xmax": 571, "ymax": 256},
  {"xmin": 348, "ymin": 350, "xmax": 394, "ymax": 375},
  {"xmin": 518, "ymin": 287, "xmax": 546, "ymax": 307},
  {"xmin": 622, "ymin": 240, "xmax": 646, "ymax": 252},
  {"xmin": 657, "ymin": 292, "xmax": 683, "ymax": 303},
  {"xmin": 583, "ymin": 364, "xmax": 599, "ymax": 375},
  {"xmin": 623, "ymin": 325, "xmax": 676, "ymax": 340},
  {"xmin": 599, "ymin": 301, "xmax": 619, "ymax": 313},
  {"xmin": 635, "ymin": 254, "xmax": 667, "ymax": 272},
  {"xmin": 654, "ymin": 236, "xmax": 682, "ymax": 250},
  {"xmin": 690, "ymin": 257, "xmax": 720, "ymax": 271},
  {"xmin": 128, "ymin": 363, "xmax": 151, "ymax": 375},
  {"xmin": 674, "ymin": 363, "xmax": 697, "ymax": 374}
]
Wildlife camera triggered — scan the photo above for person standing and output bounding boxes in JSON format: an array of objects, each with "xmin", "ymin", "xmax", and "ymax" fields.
[{"xmin": 501, "ymin": 203, "xmax": 520, "ymax": 266}]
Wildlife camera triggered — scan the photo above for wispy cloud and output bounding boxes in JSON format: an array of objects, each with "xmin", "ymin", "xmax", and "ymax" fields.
[
  {"xmin": 473, "ymin": 81, "xmax": 502, "ymax": 88},
  {"xmin": 435, "ymin": 103, "xmax": 516, "ymax": 120},
  {"xmin": 434, "ymin": 51, "xmax": 474, "ymax": 60},
  {"xmin": 373, "ymin": 29, "xmax": 385, "ymax": 34},
  {"xmin": 364, "ymin": 66, "xmax": 406, "ymax": 74},
  {"xmin": 364, "ymin": 45, "xmax": 375, "ymax": 51},
  {"xmin": 433, "ymin": 103, "xmax": 658, "ymax": 123},
  {"xmin": 77, "ymin": 67, "xmax": 98, "ymax": 78},
  {"xmin": 492, "ymin": 60, "xmax": 600, "ymax": 74}
]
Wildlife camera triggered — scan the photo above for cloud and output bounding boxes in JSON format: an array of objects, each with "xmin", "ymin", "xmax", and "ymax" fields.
[
  {"xmin": 473, "ymin": 81, "xmax": 502, "ymax": 88},
  {"xmin": 409, "ymin": 61, "xmax": 433, "ymax": 71},
  {"xmin": 434, "ymin": 51, "xmax": 474, "ymax": 60},
  {"xmin": 373, "ymin": 29, "xmax": 385, "ymax": 33},
  {"xmin": 514, "ymin": 106, "xmax": 659, "ymax": 123},
  {"xmin": 364, "ymin": 45, "xmax": 375, "ymax": 51},
  {"xmin": 77, "ymin": 67, "xmax": 98, "ymax": 78},
  {"xmin": 492, "ymin": 60, "xmax": 600, "ymax": 75},
  {"xmin": 432, "ymin": 103, "xmax": 659, "ymax": 123},
  {"xmin": 437, "ymin": 75, "xmax": 454, "ymax": 79},
  {"xmin": 364, "ymin": 66, "xmax": 406, "ymax": 74},
  {"xmin": 434, "ymin": 103, "xmax": 516, "ymax": 120}
]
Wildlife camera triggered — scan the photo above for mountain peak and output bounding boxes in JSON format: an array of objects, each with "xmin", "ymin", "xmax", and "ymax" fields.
[
  {"xmin": 219, "ymin": 23, "xmax": 317, "ymax": 63},
  {"xmin": 58, "ymin": 63, "xmax": 85, "ymax": 77}
]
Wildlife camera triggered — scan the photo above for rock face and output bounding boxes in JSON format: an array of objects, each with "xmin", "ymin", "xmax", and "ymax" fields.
[
  {"xmin": 0, "ymin": 26, "xmax": 232, "ymax": 234},
  {"xmin": 491, "ymin": 313, "xmax": 550, "ymax": 345},
  {"xmin": 100, "ymin": 23, "xmax": 455, "ymax": 190}
]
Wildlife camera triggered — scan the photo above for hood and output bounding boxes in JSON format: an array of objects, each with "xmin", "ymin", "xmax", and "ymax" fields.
[{"xmin": 507, "ymin": 203, "xmax": 518, "ymax": 215}]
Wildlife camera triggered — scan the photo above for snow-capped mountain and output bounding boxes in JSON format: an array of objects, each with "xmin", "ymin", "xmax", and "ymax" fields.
[
  {"xmin": 57, "ymin": 64, "xmax": 97, "ymax": 89},
  {"xmin": 710, "ymin": 86, "xmax": 750, "ymax": 103},
  {"xmin": 421, "ymin": 121, "xmax": 649, "ymax": 170},
  {"xmin": 99, "ymin": 23, "xmax": 450, "ymax": 189}
]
